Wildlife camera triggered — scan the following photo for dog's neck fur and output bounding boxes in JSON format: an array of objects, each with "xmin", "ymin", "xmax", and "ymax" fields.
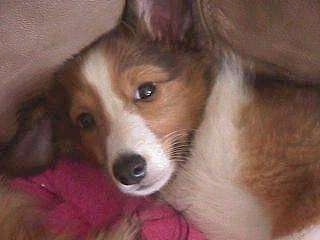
[
  {"xmin": 162, "ymin": 53, "xmax": 272, "ymax": 240},
  {"xmin": 162, "ymin": 52, "xmax": 320, "ymax": 239}
]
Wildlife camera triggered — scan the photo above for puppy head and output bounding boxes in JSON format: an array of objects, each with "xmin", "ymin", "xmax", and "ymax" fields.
[{"xmin": 54, "ymin": 27, "xmax": 210, "ymax": 195}]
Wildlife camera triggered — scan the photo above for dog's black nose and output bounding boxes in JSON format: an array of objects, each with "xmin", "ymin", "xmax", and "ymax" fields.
[{"xmin": 113, "ymin": 153, "xmax": 146, "ymax": 185}]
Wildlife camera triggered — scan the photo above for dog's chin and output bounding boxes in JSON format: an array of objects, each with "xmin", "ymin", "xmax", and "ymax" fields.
[{"xmin": 116, "ymin": 169, "xmax": 174, "ymax": 196}]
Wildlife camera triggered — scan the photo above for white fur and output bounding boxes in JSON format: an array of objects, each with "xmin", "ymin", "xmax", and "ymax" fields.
[
  {"xmin": 81, "ymin": 47, "xmax": 174, "ymax": 195},
  {"xmin": 107, "ymin": 111, "xmax": 173, "ymax": 196},
  {"xmin": 162, "ymin": 54, "xmax": 272, "ymax": 240},
  {"xmin": 82, "ymin": 46, "xmax": 123, "ymax": 119}
]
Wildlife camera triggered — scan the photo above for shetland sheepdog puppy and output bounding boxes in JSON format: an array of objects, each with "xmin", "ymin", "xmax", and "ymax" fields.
[
  {"xmin": 2, "ymin": 1, "xmax": 320, "ymax": 239},
  {"xmin": 51, "ymin": 28, "xmax": 320, "ymax": 239},
  {"xmin": 0, "ymin": 22, "xmax": 210, "ymax": 239}
]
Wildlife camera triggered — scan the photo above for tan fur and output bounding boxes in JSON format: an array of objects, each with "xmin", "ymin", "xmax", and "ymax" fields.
[{"xmin": 241, "ymin": 79, "xmax": 320, "ymax": 237}]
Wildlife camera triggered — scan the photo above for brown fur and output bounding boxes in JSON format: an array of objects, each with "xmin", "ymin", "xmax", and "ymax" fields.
[{"xmin": 241, "ymin": 77, "xmax": 320, "ymax": 237}]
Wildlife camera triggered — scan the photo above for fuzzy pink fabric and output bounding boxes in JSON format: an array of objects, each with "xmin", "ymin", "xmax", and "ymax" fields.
[{"xmin": 11, "ymin": 157, "xmax": 206, "ymax": 240}]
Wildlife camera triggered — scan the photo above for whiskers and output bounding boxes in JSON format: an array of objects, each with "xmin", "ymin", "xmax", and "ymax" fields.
[{"xmin": 161, "ymin": 129, "xmax": 195, "ymax": 164}]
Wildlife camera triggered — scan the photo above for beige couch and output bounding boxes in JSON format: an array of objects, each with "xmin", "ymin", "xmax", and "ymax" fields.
[
  {"xmin": 0, "ymin": 0, "xmax": 125, "ymax": 141},
  {"xmin": 198, "ymin": 0, "xmax": 320, "ymax": 82}
]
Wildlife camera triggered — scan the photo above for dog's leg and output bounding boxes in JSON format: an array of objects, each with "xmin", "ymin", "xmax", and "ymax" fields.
[
  {"xmin": 163, "ymin": 54, "xmax": 271, "ymax": 240},
  {"xmin": 0, "ymin": 182, "xmax": 52, "ymax": 240},
  {"xmin": 0, "ymin": 181, "xmax": 140, "ymax": 240}
]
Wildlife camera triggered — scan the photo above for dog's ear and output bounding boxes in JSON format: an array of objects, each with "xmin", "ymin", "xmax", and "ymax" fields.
[
  {"xmin": 125, "ymin": 0, "xmax": 194, "ymax": 46},
  {"xmin": 0, "ymin": 73, "xmax": 82, "ymax": 177},
  {"xmin": 0, "ymin": 97, "xmax": 54, "ymax": 177}
]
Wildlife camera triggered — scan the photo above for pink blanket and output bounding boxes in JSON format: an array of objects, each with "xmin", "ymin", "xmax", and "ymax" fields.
[{"xmin": 11, "ymin": 157, "xmax": 205, "ymax": 240}]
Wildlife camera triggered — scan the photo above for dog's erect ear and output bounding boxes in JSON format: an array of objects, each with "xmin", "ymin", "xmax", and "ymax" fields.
[
  {"xmin": 125, "ymin": 0, "xmax": 193, "ymax": 45},
  {"xmin": 0, "ymin": 97, "xmax": 54, "ymax": 177}
]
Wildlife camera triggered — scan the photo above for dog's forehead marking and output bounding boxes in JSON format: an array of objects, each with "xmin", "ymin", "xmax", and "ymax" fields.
[{"xmin": 81, "ymin": 46, "xmax": 123, "ymax": 119}]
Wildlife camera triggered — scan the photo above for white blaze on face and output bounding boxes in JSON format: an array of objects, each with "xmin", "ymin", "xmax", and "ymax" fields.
[
  {"xmin": 107, "ymin": 112, "xmax": 173, "ymax": 196},
  {"xmin": 81, "ymin": 46, "xmax": 174, "ymax": 196}
]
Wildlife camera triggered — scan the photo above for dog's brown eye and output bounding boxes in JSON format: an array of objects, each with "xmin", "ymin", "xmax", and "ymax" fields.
[
  {"xmin": 77, "ymin": 113, "xmax": 96, "ymax": 130},
  {"xmin": 135, "ymin": 83, "xmax": 156, "ymax": 101}
]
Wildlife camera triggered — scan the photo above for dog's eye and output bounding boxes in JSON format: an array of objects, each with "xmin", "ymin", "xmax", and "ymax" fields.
[
  {"xmin": 135, "ymin": 83, "xmax": 156, "ymax": 101},
  {"xmin": 76, "ymin": 113, "xmax": 96, "ymax": 130}
]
